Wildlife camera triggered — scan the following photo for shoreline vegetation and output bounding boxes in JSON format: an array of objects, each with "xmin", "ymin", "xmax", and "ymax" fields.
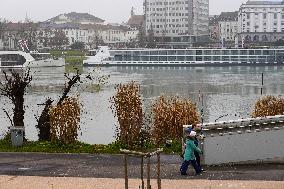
[
  {"xmin": 0, "ymin": 138, "xmax": 182, "ymax": 154},
  {"xmin": 50, "ymin": 50, "xmax": 86, "ymax": 64}
]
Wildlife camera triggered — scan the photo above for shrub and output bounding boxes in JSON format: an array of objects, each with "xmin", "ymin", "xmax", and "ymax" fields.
[
  {"xmin": 252, "ymin": 95, "xmax": 284, "ymax": 118},
  {"xmin": 151, "ymin": 95, "xmax": 200, "ymax": 146},
  {"xmin": 49, "ymin": 96, "xmax": 81, "ymax": 144},
  {"xmin": 110, "ymin": 81, "xmax": 144, "ymax": 149}
]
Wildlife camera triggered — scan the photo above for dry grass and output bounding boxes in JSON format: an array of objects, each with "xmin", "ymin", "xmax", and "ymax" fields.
[
  {"xmin": 49, "ymin": 96, "xmax": 81, "ymax": 144},
  {"xmin": 252, "ymin": 95, "xmax": 284, "ymax": 118},
  {"xmin": 151, "ymin": 95, "xmax": 200, "ymax": 146},
  {"xmin": 110, "ymin": 81, "xmax": 144, "ymax": 148}
]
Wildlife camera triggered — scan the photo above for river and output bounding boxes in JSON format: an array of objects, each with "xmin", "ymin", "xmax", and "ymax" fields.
[{"xmin": 0, "ymin": 65, "xmax": 284, "ymax": 144}]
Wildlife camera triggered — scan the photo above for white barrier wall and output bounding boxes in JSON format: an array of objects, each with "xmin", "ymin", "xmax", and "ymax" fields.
[{"xmin": 202, "ymin": 115, "xmax": 284, "ymax": 165}]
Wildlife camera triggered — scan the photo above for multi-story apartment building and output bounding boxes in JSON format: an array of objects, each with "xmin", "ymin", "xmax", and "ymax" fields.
[
  {"xmin": 144, "ymin": 0, "xmax": 209, "ymax": 47},
  {"xmin": 238, "ymin": 0, "xmax": 284, "ymax": 44},
  {"xmin": 218, "ymin": 12, "xmax": 238, "ymax": 43}
]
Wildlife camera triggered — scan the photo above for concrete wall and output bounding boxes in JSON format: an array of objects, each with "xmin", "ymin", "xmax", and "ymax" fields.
[
  {"xmin": 202, "ymin": 115, "xmax": 284, "ymax": 165},
  {"xmin": 203, "ymin": 128, "xmax": 284, "ymax": 165}
]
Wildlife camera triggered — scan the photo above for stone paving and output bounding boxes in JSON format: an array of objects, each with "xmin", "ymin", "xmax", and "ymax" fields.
[{"xmin": 0, "ymin": 176, "xmax": 284, "ymax": 189}]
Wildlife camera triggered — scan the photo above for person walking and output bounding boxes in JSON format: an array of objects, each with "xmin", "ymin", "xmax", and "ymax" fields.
[{"xmin": 180, "ymin": 131, "xmax": 202, "ymax": 176}]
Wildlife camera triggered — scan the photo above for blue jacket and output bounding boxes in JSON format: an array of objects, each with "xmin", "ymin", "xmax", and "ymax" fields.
[{"xmin": 184, "ymin": 139, "xmax": 202, "ymax": 161}]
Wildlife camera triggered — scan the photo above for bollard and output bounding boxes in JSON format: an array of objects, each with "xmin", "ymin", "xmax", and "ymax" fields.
[{"xmin": 10, "ymin": 127, "xmax": 24, "ymax": 147}]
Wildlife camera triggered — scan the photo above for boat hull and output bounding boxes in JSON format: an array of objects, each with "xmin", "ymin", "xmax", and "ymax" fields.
[
  {"xmin": 84, "ymin": 61, "xmax": 284, "ymax": 67},
  {"xmin": 24, "ymin": 58, "xmax": 65, "ymax": 67}
]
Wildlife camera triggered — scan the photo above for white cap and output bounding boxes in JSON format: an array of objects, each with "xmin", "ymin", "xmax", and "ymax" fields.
[{"xmin": 189, "ymin": 131, "xmax": 197, "ymax": 137}]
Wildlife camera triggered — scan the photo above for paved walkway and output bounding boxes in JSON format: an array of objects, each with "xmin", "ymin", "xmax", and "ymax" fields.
[
  {"xmin": 0, "ymin": 152, "xmax": 283, "ymax": 188},
  {"xmin": 0, "ymin": 176, "xmax": 284, "ymax": 189}
]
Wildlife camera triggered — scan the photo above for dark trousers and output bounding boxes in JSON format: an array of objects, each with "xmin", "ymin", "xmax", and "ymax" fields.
[
  {"xmin": 180, "ymin": 160, "xmax": 201, "ymax": 175},
  {"xmin": 194, "ymin": 151, "xmax": 201, "ymax": 167}
]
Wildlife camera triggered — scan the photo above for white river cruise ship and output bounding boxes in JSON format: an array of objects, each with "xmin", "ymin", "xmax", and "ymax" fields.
[{"xmin": 84, "ymin": 46, "xmax": 284, "ymax": 66}]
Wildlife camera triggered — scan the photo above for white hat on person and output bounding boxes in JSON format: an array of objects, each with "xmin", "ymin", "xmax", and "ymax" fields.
[{"xmin": 189, "ymin": 131, "xmax": 197, "ymax": 137}]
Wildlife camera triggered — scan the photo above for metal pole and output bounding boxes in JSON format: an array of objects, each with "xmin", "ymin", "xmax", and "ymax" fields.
[
  {"xmin": 124, "ymin": 154, "xmax": 129, "ymax": 189},
  {"xmin": 157, "ymin": 153, "xmax": 161, "ymax": 189}
]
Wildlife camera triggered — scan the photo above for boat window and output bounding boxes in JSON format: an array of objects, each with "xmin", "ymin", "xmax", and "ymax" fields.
[
  {"xmin": 89, "ymin": 51, "xmax": 97, "ymax": 56},
  {"xmin": 196, "ymin": 50, "xmax": 202, "ymax": 55},
  {"xmin": 196, "ymin": 56, "xmax": 202, "ymax": 61},
  {"xmin": 240, "ymin": 50, "xmax": 248, "ymax": 55},
  {"xmin": 213, "ymin": 50, "xmax": 220, "ymax": 55},
  {"xmin": 168, "ymin": 50, "xmax": 176, "ymax": 55},
  {"xmin": 231, "ymin": 50, "xmax": 239, "ymax": 55},
  {"xmin": 186, "ymin": 56, "xmax": 193, "ymax": 61},
  {"xmin": 204, "ymin": 50, "xmax": 211, "ymax": 55},
  {"xmin": 249, "ymin": 50, "xmax": 255, "ymax": 55},
  {"xmin": 186, "ymin": 50, "xmax": 193, "ymax": 55},
  {"xmin": 141, "ymin": 56, "xmax": 149, "ymax": 61},
  {"xmin": 168, "ymin": 56, "xmax": 176, "ymax": 61},
  {"xmin": 141, "ymin": 51, "xmax": 149, "ymax": 55},
  {"xmin": 159, "ymin": 56, "xmax": 167, "ymax": 61},
  {"xmin": 204, "ymin": 56, "xmax": 211, "ymax": 61},
  {"xmin": 150, "ymin": 51, "xmax": 159, "ymax": 55},
  {"xmin": 133, "ymin": 56, "xmax": 140, "ymax": 61},
  {"xmin": 150, "ymin": 56, "xmax": 158, "ymax": 61},
  {"xmin": 0, "ymin": 54, "xmax": 26, "ymax": 66},
  {"xmin": 222, "ymin": 50, "xmax": 229, "ymax": 55},
  {"xmin": 177, "ymin": 50, "xmax": 185, "ymax": 55},
  {"xmin": 213, "ymin": 56, "xmax": 220, "ymax": 61},
  {"xmin": 177, "ymin": 56, "xmax": 185, "ymax": 61},
  {"xmin": 159, "ymin": 51, "xmax": 167, "ymax": 55},
  {"xmin": 255, "ymin": 50, "xmax": 261, "ymax": 55}
]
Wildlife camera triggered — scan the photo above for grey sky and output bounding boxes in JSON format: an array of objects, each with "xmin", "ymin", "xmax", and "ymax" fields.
[{"xmin": 1, "ymin": 0, "xmax": 248, "ymax": 23}]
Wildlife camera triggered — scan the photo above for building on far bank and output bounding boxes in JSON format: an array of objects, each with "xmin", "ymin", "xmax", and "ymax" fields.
[
  {"xmin": 209, "ymin": 15, "xmax": 220, "ymax": 43},
  {"xmin": 144, "ymin": 0, "xmax": 209, "ymax": 48},
  {"xmin": 218, "ymin": 11, "xmax": 238, "ymax": 47},
  {"xmin": 45, "ymin": 12, "xmax": 105, "ymax": 25},
  {"xmin": 238, "ymin": 0, "xmax": 284, "ymax": 46},
  {"xmin": 127, "ymin": 7, "xmax": 144, "ymax": 29},
  {"xmin": 208, "ymin": 12, "xmax": 238, "ymax": 48}
]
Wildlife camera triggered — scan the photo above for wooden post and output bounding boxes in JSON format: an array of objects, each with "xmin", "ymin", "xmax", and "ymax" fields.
[
  {"xmin": 157, "ymin": 153, "xmax": 161, "ymax": 189},
  {"xmin": 124, "ymin": 154, "xmax": 128, "ymax": 189},
  {"xmin": 141, "ymin": 156, "xmax": 144, "ymax": 189},
  {"xmin": 147, "ymin": 156, "xmax": 151, "ymax": 189}
]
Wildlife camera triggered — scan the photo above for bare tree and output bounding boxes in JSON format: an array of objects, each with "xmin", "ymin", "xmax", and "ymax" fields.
[
  {"xmin": 0, "ymin": 69, "xmax": 32, "ymax": 128},
  {"xmin": 36, "ymin": 70, "xmax": 82, "ymax": 141}
]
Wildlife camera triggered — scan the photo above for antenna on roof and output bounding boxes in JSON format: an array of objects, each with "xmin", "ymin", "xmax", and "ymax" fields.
[{"xmin": 25, "ymin": 12, "xmax": 30, "ymax": 23}]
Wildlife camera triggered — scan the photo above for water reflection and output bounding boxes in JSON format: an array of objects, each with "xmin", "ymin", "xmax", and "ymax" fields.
[{"xmin": 0, "ymin": 65, "xmax": 283, "ymax": 144}]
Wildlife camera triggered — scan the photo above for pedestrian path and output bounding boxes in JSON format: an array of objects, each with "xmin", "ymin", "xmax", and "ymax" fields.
[{"xmin": 0, "ymin": 176, "xmax": 283, "ymax": 189}]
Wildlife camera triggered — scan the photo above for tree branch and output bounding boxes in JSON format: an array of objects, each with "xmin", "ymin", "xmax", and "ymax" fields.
[{"xmin": 2, "ymin": 108, "xmax": 14, "ymax": 127}]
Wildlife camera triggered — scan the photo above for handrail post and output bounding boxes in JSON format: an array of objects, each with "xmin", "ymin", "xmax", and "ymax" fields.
[
  {"xmin": 124, "ymin": 154, "xmax": 128, "ymax": 189},
  {"xmin": 157, "ymin": 152, "xmax": 161, "ymax": 189},
  {"xmin": 147, "ymin": 155, "xmax": 151, "ymax": 189},
  {"xmin": 141, "ymin": 156, "xmax": 144, "ymax": 189}
]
